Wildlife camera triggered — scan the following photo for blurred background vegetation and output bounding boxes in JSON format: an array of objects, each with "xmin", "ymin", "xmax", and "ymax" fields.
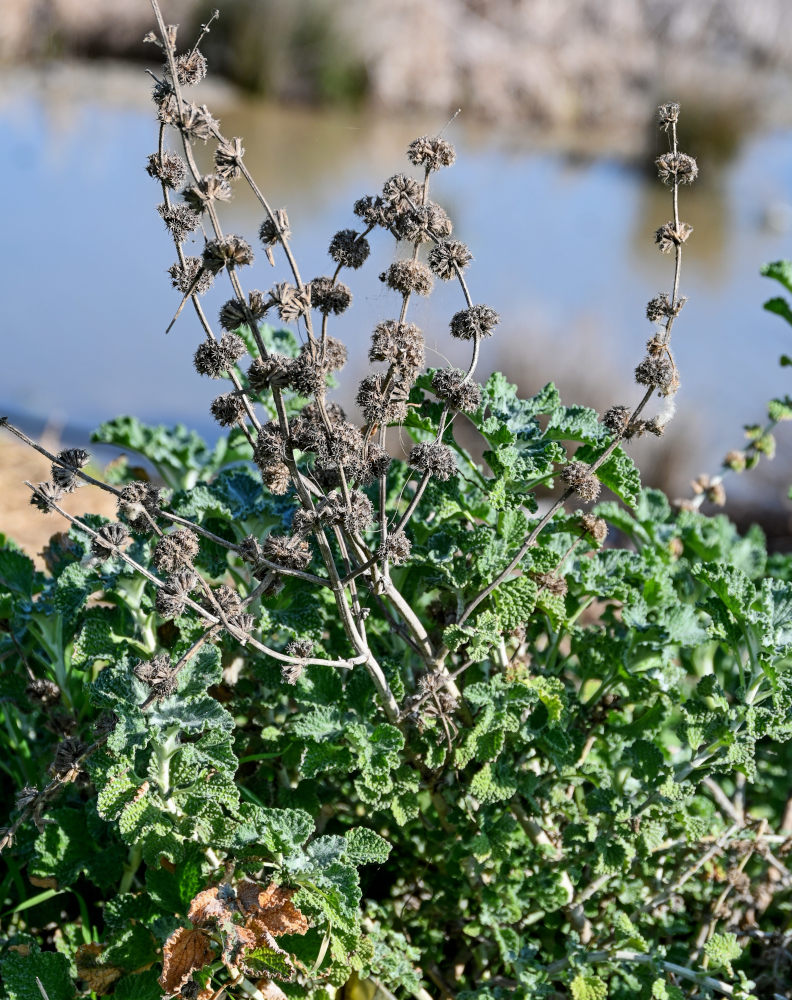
[{"xmin": 1, "ymin": 0, "xmax": 792, "ymax": 552}]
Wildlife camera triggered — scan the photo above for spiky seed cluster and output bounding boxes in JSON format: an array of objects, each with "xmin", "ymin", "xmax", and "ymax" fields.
[
  {"xmin": 406, "ymin": 135, "xmax": 456, "ymax": 171},
  {"xmin": 175, "ymin": 48, "xmax": 207, "ymax": 85},
  {"xmin": 579, "ymin": 512, "xmax": 608, "ymax": 545},
  {"xmin": 431, "ymin": 369, "xmax": 482, "ymax": 413},
  {"xmin": 153, "ymin": 528, "xmax": 200, "ymax": 574},
  {"xmin": 561, "ymin": 461, "xmax": 601, "ymax": 503},
  {"xmin": 321, "ymin": 337, "xmax": 347, "ymax": 372},
  {"xmin": 179, "ymin": 102, "xmax": 219, "ymax": 143},
  {"xmin": 146, "ymin": 151, "xmax": 186, "ymax": 189},
  {"xmin": 194, "ymin": 333, "xmax": 246, "ymax": 378},
  {"xmin": 655, "ymin": 152, "xmax": 698, "ymax": 186},
  {"xmin": 214, "ymin": 137, "xmax": 245, "ymax": 180},
  {"xmin": 133, "ymin": 654, "xmax": 177, "ymax": 700},
  {"xmin": 344, "ymin": 491, "xmax": 374, "ymax": 533},
  {"xmin": 168, "ymin": 256, "xmax": 212, "ymax": 295},
  {"xmin": 210, "ymin": 392, "xmax": 246, "ymax": 427},
  {"xmin": 646, "ymin": 293, "xmax": 674, "ymax": 322},
  {"xmin": 603, "ymin": 405, "xmax": 631, "ymax": 436},
  {"xmin": 183, "ymin": 174, "xmax": 232, "ymax": 212},
  {"xmin": 369, "ymin": 321, "xmax": 424, "ymax": 376},
  {"xmin": 379, "ymin": 531, "xmax": 412, "ymax": 565},
  {"xmin": 261, "ymin": 462, "xmax": 291, "ymax": 495},
  {"xmin": 356, "ymin": 374, "xmax": 408, "ymax": 425},
  {"xmin": 449, "ymin": 304, "xmax": 500, "ymax": 341},
  {"xmin": 427, "ymin": 240, "xmax": 472, "ymax": 280},
  {"xmin": 203, "ymin": 236, "xmax": 254, "ymax": 274},
  {"xmin": 248, "ymin": 355, "xmax": 292, "ymax": 392},
  {"xmin": 381, "ymin": 173, "xmax": 421, "ymax": 211},
  {"xmin": 392, "ymin": 203, "xmax": 452, "ymax": 244},
  {"xmin": 635, "ymin": 355, "xmax": 675, "ymax": 392},
  {"xmin": 362, "ymin": 443, "xmax": 392, "ymax": 486},
  {"xmin": 655, "ymin": 221, "xmax": 693, "ymax": 254},
  {"xmin": 534, "ymin": 572, "xmax": 568, "ymax": 597},
  {"xmin": 328, "ymin": 229, "xmax": 370, "ymax": 269},
  {"xmin": 51, "ymin": 738, "xmax": 87, "ymax": 777},
  {"xmin": 117, "ymin": 483, "xmax": 163, "ymax": 533},
  {"xmin": 288, "ymin": 353, "xmax": 326, "ymax": 398},
  {"xmin": 227, "ymin": 613, "xmax": 255, "ymax": 639},
  {"xmin": 409, "ymin": 442, "xmax": 456, "ymax": 481},
  {"xmin": 26, "ymin": 677, "xmax": 61, "ymax": 708},
  {"xmin": 51, "ymin": 448, "xmax": 89, "ymax": 492},
  {"xmin": 270, "ymin": 282, "xmax": 311, "ymax": 323},
  {"xmin": 253, "ymin": 422, "xmax": 286, "ymax": 466},
  {"xmin": 285, "ymin": 638, "xmax": 314, "ymax": 660},
  {"xmin": 380, "ymin": 260, "xmax": 433, "ymax": 296},
  {"xmin": 90, "ymin": 522, "xmax": 129, "ymax": 559},
  {"xmin": 261, "ymin": 535, "xmax": 312, "ymax": 571},
  {"xmin": 155, "ymin": 570, "xmax": 197, "ymax": 620},
  {"xmin": 310, "ymin": 277, "xmax": 352, "ymax": 315},
  {"xmin": 657, "ymin": 102, "xmax": 680, "ymax": 131},
  {"xmin": 157, "ymin": 203, "xmax": 201, "ymax": 243},
  {"xmin": 353, "ymin": 195, "xmax": 393, "ymax": 229},
  {"xmin": 259, "ymin": 209, "xmax": 291, "ymax": 247},
  {"xmin": 209, "ymin": 584, "xmax": 242, "ymax": 617}
]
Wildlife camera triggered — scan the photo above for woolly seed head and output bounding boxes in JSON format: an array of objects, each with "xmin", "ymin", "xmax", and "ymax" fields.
[
  {"xmin": 168, "ymin": 256, "xmax": 212, "ymax": 295},
  {"xmin": 381, "ymin": 173, "xmax": 421, "ymax": 211},
  {"xmin": 561, "ymin": 461, "xmax": 601, "ymax": 503},
  {"xmin": 427, "ymin": 239, "xmax": 472, "ymax": 280},
  {"xmin": 214, "ymin": 137, "xmax": 245, "ymax": 180},
  {"xmin": 133, "ymin": 654, "xmax": 177, "ymax": 700},
  {"xmin": 219, "ymin": 290, "xmax": 268, "ymax": 332},
  {"xmin": 183, "ymin": 174, "xmax": 232, "ymax": 213},
  {"xmin": 210, "ymin": 392, "xmax": 246, "ymax": 427},
  {"xmin": 194, "ymin": 333, "xmax": 246, "ymax": 379},
  {"xmin": 90, "ymin": 522, "xmax": 129, "ymax": 559},
  {"xmin": 310, "ymin": 276, "xmax": 352, "ymax": 316},
  {"xmin": 380, "ymin": 260, "xmax": 433, "ymax": 296},
  {"xmin": 657, "ymin": 102, "xmax": 680, "ymax": 131},
  {"xmin": 259, "ymin": 209, "xmax": 291, "ymax": 246},
  {"xmin": 261, "ymin": 461, "xmax": 292, "ymax": 495},
  {"xmin": 175, "ymin": 48, "xmax": 207, "ymax": 86},
  {"xmin": 646, "ymin": 293, "xmax": 674, "ymax": 323},
  {"xmin": 26, "ymin": 677, "xmax": 61, "ymax": 708},
  {"xmin": 406, "ymin": 135, "xmax": 456, "ymax": 171},
  {"xmin": 146, "ymin": 151, "xmax": 186, "ymax": 189},
  {"xmin": 179, "ymin": 102, "xmax": 219, "ymax": 143},
  {"xmin": 635, "ymin": 355, "xmax": 675, "ymax": 392},
  {"xmin": 655, "ymin": 221, "xmax": 693, "ymax": 254},
  {"xmin": 356, "ymin": 374, "xmax": 407, "ymax": 424},
  {"xmin": 209, "ymin": 584, "xmax": 242, "ymax": 617},
  {"xmin": 369, "ymin": 320, "xmax": 424, "ymax": 376},
  {"xmin": 269, "ymin": 282, "xmax": 311, "ymax": 323},
  {"xmin": 431, "ymin": 369, "xmax": 482, "ymax": 413},
  {"xmin": 202, "ymin": 235, "xmax": 254, "ymax": 273},
  {"xmin": 51, "ymin": 448, "xmax": 89, "ymax": 493},
  {"xmin": 117, "ymin": 482, "xmax": 163, "ymax": 533},
  {"xmin": 409, "ymin": 442, "xmax": 456, "ymax": 481},
  {"xmin": 655, "ymin": 151, "xmax": 698, "ymax": 186},
  {"xmin": 152, "ymin": 528, "xmax": 200, "ymax": 574},
  {"xmin": 344, "ymin": 491, "xmax": 374, "ymax": 534},
  {"xmin": 30, "ymin": 482, "xmax": 63, "ymax": 514},
  {"xmin": 157, "ymin": 203, "xmax": 201, "ymax": 243},
  {"xmin": 449, "ymin": 304, "xmax": 499, "ymax": 341},
  {"xmin": 328, "ymin": 229, "xmax": 370, "ymax": 270},
  {"xmin": 261, "ymin": 534, "xmax": 312, "ymax": 571},
  {"xmin": 603, "ymin": 405, "xmax": 631, "ymax": 436},
  {"xmin": 248, "ymin": 355, "xmax": 292, "ymax": 393},
  {"xmin": 353, "ymin": 194, "xmax": 393, "ymax": 229},
  {"xmin": 378, "ymin": 531, "xmax": 412, "ymax": 565},
  {"xmin": 392, "ymin": 202, "xmax": 453, "ymax": 244},
  {"xmin": 579, "ymin": 512, "xmax": 608, "ymax": 545},
  {"xmin": 534, "ymin": 572, "xmax": 568, "ymax": 597}
]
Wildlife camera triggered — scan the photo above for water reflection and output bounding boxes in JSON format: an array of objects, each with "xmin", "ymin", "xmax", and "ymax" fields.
[{"xmin": 1, "ymin": 63, "xmax": 791, "ymax": 503}]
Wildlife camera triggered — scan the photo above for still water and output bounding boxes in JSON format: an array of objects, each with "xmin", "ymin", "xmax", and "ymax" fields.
[{"xmin": 1, "ymin": 63, "xmax": 791, "ymax": 498}]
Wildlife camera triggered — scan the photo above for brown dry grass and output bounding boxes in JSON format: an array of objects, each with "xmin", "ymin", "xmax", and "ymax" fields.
[{"xmin": 0, "ymin": 436, "xmax": 117, "ymax": 567}]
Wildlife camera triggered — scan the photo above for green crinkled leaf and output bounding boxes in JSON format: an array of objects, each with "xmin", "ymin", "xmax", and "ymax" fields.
[
  {"xmin": 113, "ymin": 970, "xmax": 164, "ymax": 1000},
  {"xmin": 0, "ymin": 545, "xmax": 36, "ymax": 597},
  {"xmin": 1, "ymin": 948, "xmax": 73, "ymax": 1000},
  {"xmin": 575, "ymin": 444, "xmax": 641, "ymax": 508},
  {"xmin": 232, "ymin": 804, "xmax": 314, "ymax": 856},
  {"xmin": 344, "ymin": 828, "xmax": 391, "ymax": 865},
  {"xmin": 470, "ymin": 760, "xmax": 517, "ymax": 804},
  {"xmin": 72, "ymin": 607, "xmax": 132, "ymax": 667},
  {"xmin": 102, "ymin": 923, "xmax": 158, "ymax": 973},
  {"xmin": 761, "ymin": 259, "xmax": 792, "ymax": 294},
  {"xmin": 545, "ymin": 405, "xmax": 607, "ymax": 446},
  {"xmin": 51, "ymin": 561, "xmax": 95, "ymax": 623},
  {"xmin": 30, "ymin": 806, "xmax": 122, "ymax": 891},
  {"xmin": 704, "ymin": 931, "xmax": 742, "ymax": 973},
  {"xmin": 764, "ymin": 296, "xmax": 792, "ymax": 326},
  {"xmin": 210, "ymin": 466, "xmax": 268, "ymax": 519},
  {"xmin": 443, "ymin": 610, "xmax": 502, "ymax": 661},
  {"xmin": 243, "ymin": 946, "xmax": 294, "ymax": 981},
  {"xmin": 570, "ymin": 974, "xmax": 607, "ymax": 1000},
  {"xmin": 92, "ymin": 417, "xmax": 211, "ymax": 488},
  {"xmin": 768, "ymin": 396, "xmax": 792, "ymax": 422},
  {"xmin": 145, "ymin": 844, "xmax": 207, "ymax": 915},
  {"xmin": 494, "ymin": 574, "xmax": 538, "ymax": 632}
]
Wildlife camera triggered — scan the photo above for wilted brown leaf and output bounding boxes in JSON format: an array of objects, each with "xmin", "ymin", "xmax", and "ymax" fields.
[
  {"xmin": 75, "ymin": 942, "xmax": 123, "ymax": 995},
  {"xmin": 187, "ymin": 886, "xmax": 233, "ymax": 926},
  {"xmin": 253, "ymin": 980, "xmax": 288, "ymax": 1000},
  {"xmin": 159, "ymin": 927, "xmax": 216, "ymax": 996},
  {"xmin": 237, "ymin": 880, "xmax": 309, "ymax": 936},
  {"xmin": 28, "ymin": 875, "xmax": 57, "ymax": 889}
]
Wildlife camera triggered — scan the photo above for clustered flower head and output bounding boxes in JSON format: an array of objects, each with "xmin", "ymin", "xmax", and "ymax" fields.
[
  {"xmin": 202, "ymin": 235, "xmax": 254, "ymax": 274},
  {"xmin": 175, "ymin": 48, "xmax": 207, "ymax": 86},
  {"xmin": 431, "ymin": 369, "xmax": 482, "ymax": 413},
  {"xmin": 561, "ymin": 461, "xmax": 601, "ymax": 503},
  {"xmin": 392, "ymin": 202, "xmax": 452, "ymax": 244},
  {"xmin": 646, "ymin": 293, "xmax": 676, "ymax": 323},
  {"xmin": 155, "ymin": 569, "xmax": 197, "ymax": 620},
  {"xmin": 427, "ymin": 239, "xmax": 472, "ymax": 280},
  {"xmin": 210, "ymin": 392, "xmax": 246, "ymax": 427},
  {"xmin": 328, "ymin": 229, "xmax": 370, "ymax": 269},
  {"xmin": 133, "ymin": 653, "xmax": 178, "ymax": 701},
  {"xmin": 406, "ymin": 135, "xmax": 456, "ymax": 172},
  {"xmin": 380, "ymin": 260, "xmax": 433, "ymax": 296},
  {"xmin": 269, "ymin": 282, "xmax": 311, "ymax": 323},
  {"xmin": 310, "ymin": 276, "xmax": 352, "ymax": 315},
  {"xmin": 635, "ymin": 354, "xmax": 677, "ymax": 394},
  {"xmin": 449, "ymin": 304, "xmax": 500, "ymax": 341},
  {"xmin": 379, "ymin": 531, "xmax": 412, "ymax": 565},
  {"xmin": 153, "ymin": 528, "xmax": 200, "ymax": 573},
  {"xmin": 657, "ymin": 102, "xmax": 680, "ymax": 131},
  {"xmin": 168, "ymin": 256, "xmax": 212, "ymax": 295},
  {"xmin": 579, "ymin": 512, "xmax": 608, "ymax": 545},
  {"xmin": 219, "ymin": 290, "xmax": 268, "ymax": 331},
  {"xmin": 369, "ymin": 321, "xmax": 424, "ymax": 376},
  {"xmin": 603, "ymin": 405, "xmax": 631, "ymax": 436},
  {"xmin": 157, "ymin": 203, "xmax": 201, "ymax": 243},
  {"xmin": 194, "ymin": 333, "xmax": 246, "ymax": 378},
  {"xmin": 409, "ymin": 442, "xmax": 456, "ymax": 482},
  {"xmin": 146, "ymin": 150, "xmax": 187, "ymax": 189},
  {"xmin": 655, "ymin": 151, "xmax": 698, "ymax": 186}
]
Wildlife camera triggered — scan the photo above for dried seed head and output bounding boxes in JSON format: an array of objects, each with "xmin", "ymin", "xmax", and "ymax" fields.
[
  {"xmin": 134, "ymin": 654, "xmax": 177, "ymax": 700},
  {"xmin": 310, "ymin": 276, "xmax": 352, "ymax": 316},
  {"xmin": 380, "ymin": 260, "xmax": 433, "ymax": 296},
  {"xmin": 579, "ymin": 512, "xmax": 608, "ymax": 545},
  {"xmin": 359, "ymin": 443, "xmax": 392, "ymax": 486},
  {"xmin": 406, "ymin": 135, "xmax": 456, "ymax": 171},
  {"xmin": 657, "ymin": 102, "xmax": 680, "ymax": 131},
  {"xmin": 90, "ymin": 522, "xmax": 129, "ymax": 559},
  {"xmin": 194, "ymin": 333, "xmax": 246, "ymax": 378},
  {"xmin": 344, "ymin": 491, "xmax": 375, "ymax": 533},
  {"xmin": 261, "ymin": 461, "xmax": 292, "ymax": 495},
  {"xmin": 15, "ymin": 785, "xmax": 39, "ymax": 810},
  {"xmin": 646, "ymin": 293, "xmax": 674, "ymax": 323},
  {"xmin": 51, "ymin": 737, "xmax": 86, "ymax": 777},
  {"xmin": 253, "ymin": 421, "xmax": 286, "ymax": 466},
  {"xmin": 153, "ymin": 529, "xmax": 200, "ymax": 573},
  {"xmin": 382, "ymin": 173, "xmax": 421, "ymax": 211},
  {"xmin": 328, "ymin": 229, "xmax": 370, "ymax": 269},
  {"xmin": 321, "ymin": 336, "xmax": 348, "ymax": 372},
  {"xmin": 635, "ymin": 355, "xmax": 675, "ymax": 392},
  {"xmin": 353, "ymin": 194, "xmax": 393, "ymax": 228},
  {"xmin": 157, "ymin": 203, "xmax": 202, "ymax": 243},
  {"xmin": 356, "ymin": 374, "xmax": 408, "ymax": 424},
  {"xmin": 210, "ymin": 392, "xmax": 247, "ymax": 427},
  {"xmin": 203, "ymin": 236, "xmax": 254, "ymax": 273},
  {"xmin": 369, "ymin": 321, "xmax": 424, "ymax": 376},
  {"xmin": 431, "ymin": 369, "xmax": 482, "ymax": 413},
  {"xmin": 392, "ymin": 202, "xmax": 453, "ymax": 244},
  {"xmin": 534, "ymin": 571, "xmax": 568, "ymax": 597},
  {"xmin": 156, "ymin": 571, "xmax": 196, "ymax": 619},
  {"xmin": 179, "ymin": 102, "xmax": 219, "ymax": 143},
  {"xmin": 288, "ymin": 353, "xmax": 327, "ymax": 399},
  {"xmin": 285, "ymin": 638, "xmax": 314, "ymax": 660},
  {"xmin": 428, "ymin": 239, "xmax": 472, "ymax": 280},
  {"xmin": 603, "ymin": 405, "xmax": 631, "ymax": 435},
  {"xmin": 26, "ymin": 678, "xmax": 61, "ymax": 708},
  {"xmin": 30, "ymin": 482, "xmax": 63, "ymax": 513},
  {"xmin": 214, "ymin": 136, "xmax": 245, "ymax": 180},
  {"xmin": 175, "ymin": 48, "xmax": 207, "ymax": 85},
  {"xmin": 51, "ymin": 448, "xmax": 89, "ymax": 493},
  {"xmin": 269, "ymin": 282, "xmax": 311, "ymax": 323},
  {"xmin": 449, "ymin": 304, "xmax": 500, "ymax": 340},
  {"xmin": 168, "ymin": 256, "xmax": 212, "ymax": 295},
  {"xmin": 259, "ymin": 209, "xmax": 291, "ymax": 247},
  {"xmin": 210, "ymin": 584, "xmax": 242, "ymax": 617},
  {"xmin": 561, "ymin": 461, "xmax": 601, "ymax": 503},
  {"xmin": 409, "ymin": 442, "xmax": 456, "ymax": 481},
  {"xmin": 117, "ymin": 482, "xmax": 163, "ymax": 533},
  {"xmin": 248, "ymin": 355, "xmax": 292, "ymax": 393},
  {"xmin": 379, "ymin": 530, "xmax": 412, "ymax": 565},
  {"xmin": 281, "ymin": 662, "xmax": 304, "ymax": 684},
  {"xmin": 655, "ymin": 221, "xmax": 693, "ymax": 254},
  {"xmin": 146, "ymin": 151, "xmax": 187, "ymax": 189},
  {"xmin": 227, "ymin": 613, "xmax": 255, "ymax": 639},
  {"xmin": 183, "ymin": 174, "xmax": 232, "ymax": 213},
  {"xmin": 655, "ymin": 151, "xmax": 698, "ymax": 186},
  {"xmin": 261, "ymin": 534, "xmax": 312, "ymax": 571}
]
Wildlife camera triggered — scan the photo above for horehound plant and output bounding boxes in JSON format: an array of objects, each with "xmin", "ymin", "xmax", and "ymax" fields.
[{"xmin": 2, "ymin": 5, "xmax": 792, "ymax": 1000}]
